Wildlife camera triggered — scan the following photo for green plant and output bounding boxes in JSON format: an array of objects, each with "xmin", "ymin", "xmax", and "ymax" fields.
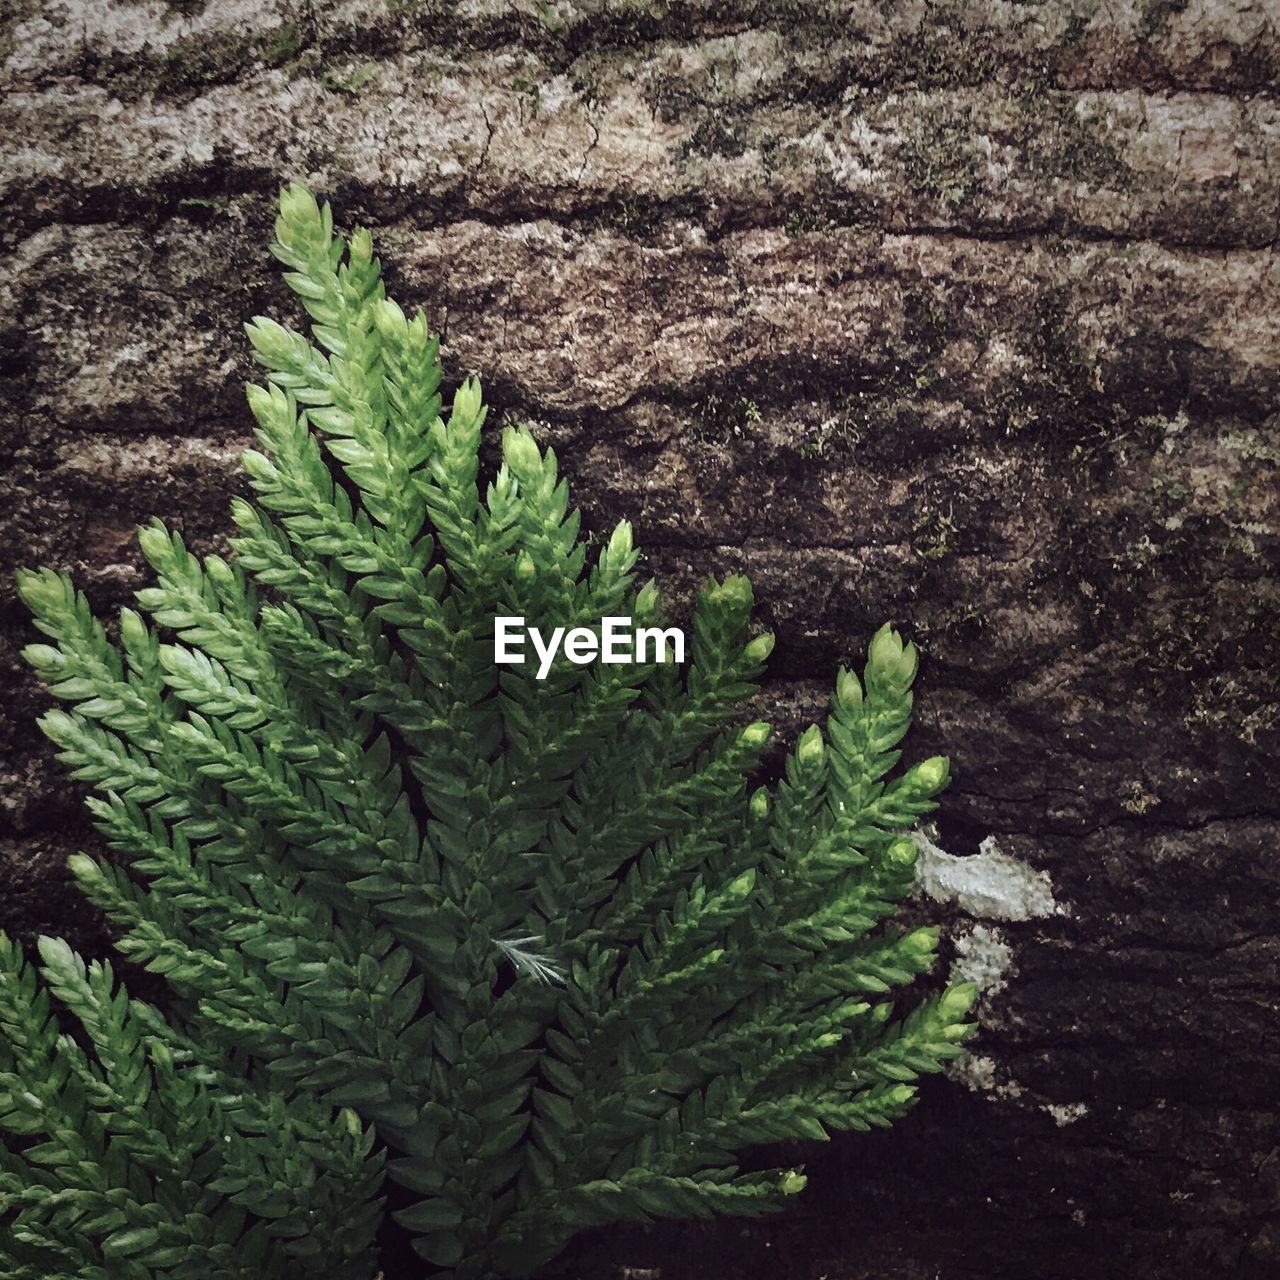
[
  {"xmin": 0, "ymin": 934, "xmax": 382, "ymax": 1279},
  {"xmin": 8, "ymin": 185, "xmax": 975, "ymax": 1279}
]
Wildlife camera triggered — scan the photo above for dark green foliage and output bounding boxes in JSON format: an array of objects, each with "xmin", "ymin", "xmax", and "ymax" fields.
[
  {"xmin": 9, "ymin": 185, "xmax": 975, "ymax": 1279},
  {"xmin": 0, "ymin": 934, "xmax": 382, "ymax": 1280}
]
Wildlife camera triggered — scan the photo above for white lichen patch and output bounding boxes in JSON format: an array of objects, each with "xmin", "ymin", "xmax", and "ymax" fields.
[
  {"xmin": 917, "ymin": 827, "xmax": 1073, "ymax": 1111},
  {"xmin": 1045, "ymin": 1102, "xmax": 1089, "ymax": 1127},
  {"xmin": 948, "ymin": 1054, "xmax": 1025, "ymax": 1102},
  {"xmin": 914, "ymin": 830, "xmax": 1060, "ymax": 922},
  {"xmin": 951, "ymin": 924, "xmax": 1014, "ymax": 999}
]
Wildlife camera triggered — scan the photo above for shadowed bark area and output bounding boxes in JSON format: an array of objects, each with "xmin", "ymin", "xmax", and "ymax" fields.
[{"xmin": 2, "ymin": 1, "xmax": 1278, "ymax": 1276}]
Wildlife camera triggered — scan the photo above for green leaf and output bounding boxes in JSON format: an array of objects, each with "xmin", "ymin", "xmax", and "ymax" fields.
[
  {"xmin": 394, "ymin": 1197, "xmax": 464, "ymax": 1232},
  {"xmin": 101, "ymin": 1226, "xmax": 162, "ymax": 1258}
]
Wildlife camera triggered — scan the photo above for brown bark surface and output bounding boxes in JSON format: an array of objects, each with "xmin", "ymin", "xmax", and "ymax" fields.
[{"xmin": 2, "ymin": 2, "xmax": 1278, "ymax": 1276}]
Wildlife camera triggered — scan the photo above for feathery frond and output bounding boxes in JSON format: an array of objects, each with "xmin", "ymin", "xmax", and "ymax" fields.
[{"xmin": 12, "ymin": 184, "xmax": 975, "ymax": 1280}]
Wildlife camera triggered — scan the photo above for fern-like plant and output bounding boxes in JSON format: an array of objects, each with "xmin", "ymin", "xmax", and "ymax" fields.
[{"xmin": 7, "ymin": 185, "xmax": 976, "ymax": 1280}]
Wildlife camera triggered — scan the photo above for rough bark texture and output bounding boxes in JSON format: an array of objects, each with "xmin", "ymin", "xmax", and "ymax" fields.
[{"xmin": 2, "ymin": 1, "xmax": 1278, "ymax": 1276}]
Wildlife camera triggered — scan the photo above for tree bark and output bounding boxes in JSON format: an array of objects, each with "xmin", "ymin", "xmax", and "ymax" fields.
[{"xmin": 2, "ymin": 1, "xmax": 1278, "ymax": 1275}]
